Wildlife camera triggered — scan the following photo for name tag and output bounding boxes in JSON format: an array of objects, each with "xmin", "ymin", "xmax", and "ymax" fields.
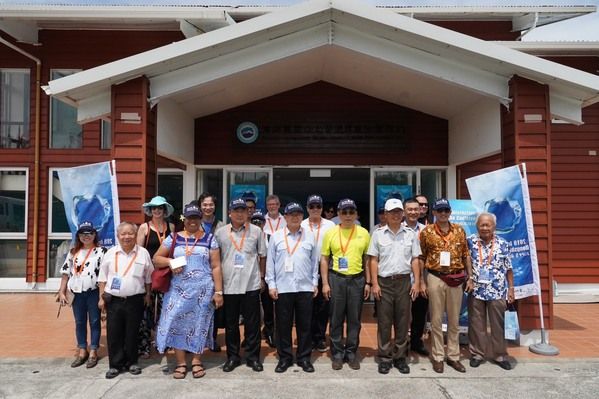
[
  {"xmin": 478, "ymin": 268, "xmax": 492, "ymax": 283},
  {"xmin": 440, "ymin": 251, "xmax": 451, "ymax": 267},
  {"xmin": 170, "ymin": 256, "xmax": 186, "ymax": 270},
  {"xmin": 284, "ymin": 257, "xmax": 294, "ymax": 273},
  {"xmin": 110, "ymin": 276, "xmax": 122, "ymax": 292},
  {"xmin": 71, "ymin": 276, "xmax": 83, "ymax": 293},
  {"xmin": 234, "ymin": 251, "xmax": 245, "ymax": 268},
  {"xmin": 338, "ymin": 257, "xmax": 349, "ymax": 271}
]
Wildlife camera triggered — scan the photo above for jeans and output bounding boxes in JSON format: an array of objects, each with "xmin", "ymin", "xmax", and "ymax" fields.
[{"xmin": 71, "ymin": 288, "xmax": 101, "ymax": 350}]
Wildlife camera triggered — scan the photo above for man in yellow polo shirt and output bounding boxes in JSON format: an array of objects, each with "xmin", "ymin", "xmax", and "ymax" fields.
[{"xmin": 321, "ymin": 198, "xmax": 371, "ymax": 371}]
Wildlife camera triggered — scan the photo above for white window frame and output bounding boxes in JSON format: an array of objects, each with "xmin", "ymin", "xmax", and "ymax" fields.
[
  {"xmin": 49, "ymin": 69, "xmax": 82, "ymax": 149},
  {"xmin": 100, "ymin": 119, "xmax": 111, "ymax": 150},
  {"xmin": 0, "ymin": 68, "xmax": 30, "ymax": 149},
  {"xmin": 47, "ymin": 167, "xmax": 72, "ymax": 240},
  {"xmin": 0, "ymin": 167, "xmax": 29, "ymax": 239}
]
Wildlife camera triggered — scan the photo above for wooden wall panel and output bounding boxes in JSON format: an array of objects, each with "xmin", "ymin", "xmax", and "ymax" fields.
[{"xmin": 456, "ymin": 153, "xmax": 503, "ymax": 199}]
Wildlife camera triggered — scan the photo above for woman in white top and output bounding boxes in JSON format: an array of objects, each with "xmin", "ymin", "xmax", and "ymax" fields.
[{"xmin": 58, "ymin": 221, "xmax": 107, "ymax": 369}]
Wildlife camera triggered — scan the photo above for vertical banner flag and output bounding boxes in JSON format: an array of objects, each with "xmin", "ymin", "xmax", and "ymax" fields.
[
  {"xmin": 466, "ymin": 164, "xmax": 540, "ymax": 299},
  {"xmin": 376, "ymin": 185, "xmax": 413, "ymax": 212},
  {"xmin": 58, "ymin": 161, "xmax": 120, "ymax": 247}
]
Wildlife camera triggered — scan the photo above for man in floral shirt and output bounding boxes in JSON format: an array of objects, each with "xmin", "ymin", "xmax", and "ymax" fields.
[{"xmin": 467, "ymin": 212, "xmax": 515, "ymax": 371}]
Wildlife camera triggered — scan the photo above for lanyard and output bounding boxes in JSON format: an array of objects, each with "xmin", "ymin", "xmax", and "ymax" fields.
[
  {"xmin": 150, "ymin": 220, "xmax": 166, "ymax": 244},
  {"xmin": 284, "ymin": 228, "xmax": 302, "ymax": 256},
  {"xmin": 434, "ymin": 223, "xmax": 453, "ymax": 248},
  {"xmin": 185, "ymin": 232, "xmax": 203, "ymax": 256},
  {"xmin": 338, "ymin": 225, "xmax": 356, "ymax": 256},
  {"xmin": 229, "ymin": 224, "xmax": 248, "ymax": 252},
  {"xmin": 114, "ymin": 250, "xmax": 138, "ymax": 277},
  {"xmin": 477, "ymin": 238, "xmax": 495, "ymax": 268},
  {"xmin": 267, "ymin": 216, "xmax": 281, "ymax": 233},
  {"xmin": 74, "ymin": 248, "xmax": 93, "ymax": 275},
  {"xmin": 309, "ymin": 220, "xmax": 322, "ymax": 243}
]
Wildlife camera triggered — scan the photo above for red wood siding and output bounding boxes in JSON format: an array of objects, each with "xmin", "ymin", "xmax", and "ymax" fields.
[
  {"xmin": 456, "ymin": 154, "xmax": 503, "ymax": 199},
  {"xmin": 501, "ymin": 76, "xmax": 553, "ymax": 330},
  {"xmin": 195, "ymin": 82, "xmax": 448, "ymax": 166},
  {"xmin": 431, "ymin": 21, "xmax": 519, "ymax": 40}
]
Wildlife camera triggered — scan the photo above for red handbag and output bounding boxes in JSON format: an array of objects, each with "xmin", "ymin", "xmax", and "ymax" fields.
[{"xmin": 151, "ymin": 233, "xmax": 177, "ymax": 293}]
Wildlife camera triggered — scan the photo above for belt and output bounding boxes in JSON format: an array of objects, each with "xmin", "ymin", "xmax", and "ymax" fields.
[
  {"xmin": 111, "ymin": 293, "xmax": 144, "ymax": 302},
  {"xmin": 428, "ymin": 269, "xmax": 464, "ymax": 277},
  {"xmin": 379, "ymin": 273, "xmax": 410, "ymax": 280},
  {"xmin": 330, "ymin": 270, "xmax": 364, "ymax": 279}
]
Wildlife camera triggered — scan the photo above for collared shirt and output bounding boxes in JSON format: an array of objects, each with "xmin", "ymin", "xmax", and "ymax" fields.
[
  {"xmin": 301, "ymin": 217, "xmax": 335, "ymax": 257},
  {"xmin": 215, "ymin": 223, "xmax": 267, "ymax": 294},
  {"xmin": 321, "ymin": 225, "xmax": 370, "ymax": 275},
  {"xmin": 419, "ymin": 222, "xmax": 469, "ymax": 273},
  {"xmin": 468, "ymin": 234, "xmax": 513, "ymax": 301},
  {"xmin": 98, "ymin": 244, "xmax": 153, "ymax": 297},
  {"xmin": 402, "ymin": 221, "xmax": 425, "ymax": 237},
  {"xmin": 265, "ymin": 227, "xmax": 319, "ymax": 294},
  {"xmin": 61, "ymin": 246, "xmax": 107, "ymax": 292},
  {"xmin": 367, "ymin": 224, "xmax": 421, "ymax": 277},
  {"xmin": 264, "ymin": 213, "xmax": 286, "ymax": 236}
]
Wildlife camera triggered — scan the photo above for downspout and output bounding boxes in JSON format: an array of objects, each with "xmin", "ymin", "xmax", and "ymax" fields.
[{"xmin": 0, "ymin": 37, "xmax": 42, "ymax": 286}]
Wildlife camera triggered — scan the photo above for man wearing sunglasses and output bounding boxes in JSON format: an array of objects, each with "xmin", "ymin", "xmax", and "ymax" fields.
[
  {"xmin": 419, "ymin": 198, "xmax": 472, "ymax": 374},
  {"xmin": 321, "ymin": 198, "xmax": 371, "ymax": 371}
]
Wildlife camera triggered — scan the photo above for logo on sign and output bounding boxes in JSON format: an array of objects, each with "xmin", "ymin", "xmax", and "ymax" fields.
[{"xmin": 236, "ymin": 122, "xmax": 259, "ymax": 144}]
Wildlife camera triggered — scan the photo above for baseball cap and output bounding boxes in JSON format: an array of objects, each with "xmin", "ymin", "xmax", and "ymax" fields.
[
  {"xmin": 307, "ymin": 194, "xmax": 323, "ymax": 206},
  {"xmin": 76, "ymin": 221, "xmax": 95, "ymax": 234},
  {"xmin": 284, "ymin": 202, "xmax": 304, "ymax": 214},
  {"xmin": 337, "ymin": 198, "xmax": 357, "ymax": 211},
  {"xmin": 385, "ymin": 198, "xmax": 404, "ymax": 211},
  {"xmin": 229, "ymin": 198, "xmax": 247, "ymax": 210},
  {"xmin": 251, "ymin": 209, "xmax": 266, "ymax": 222},
  {"xmin": 183, "ymin": 203, "xmax": 202, "ymax": 218},
  {"xmin": 432, "ymin": 198, "xmax": 451, "ymax": 211},
  {"xmin": 240, "ymin": 191, "xmax": 258, "ymax": 203}
]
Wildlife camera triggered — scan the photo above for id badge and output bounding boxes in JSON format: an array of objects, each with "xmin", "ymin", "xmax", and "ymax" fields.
[
  {"xmin": 478, "ymin": 268, "xmax": 492, "ymax": 283},
  {"xmin": 234, "ymin": 251, "xmax": 245, "ymax": 268},
  {"xmin": 284, "ymin": 257, "xmax": 294, "ymax": 273},
  {"xmin": 71, "ymin": 276, "xmax": 83, "ymax": 293},
  {"xmin": 440, "ymin": 251, "xmax": 451, "ymax": 267},
  {"xmin": 110, "ymin": 276, "xmax": 122, "ymax": 292},
  {"xmin": 338, "ymin": 257, "xmax": 349, "ymax": 271}
]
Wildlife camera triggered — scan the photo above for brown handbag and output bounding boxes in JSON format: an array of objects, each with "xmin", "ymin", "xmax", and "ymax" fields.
[{"xmin": 151, "ymin": 233, "xmax": 177, "ymax": 293}]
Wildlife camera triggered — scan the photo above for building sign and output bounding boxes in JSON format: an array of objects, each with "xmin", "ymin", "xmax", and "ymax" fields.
[{"xmin": 236, "ymin": 122, "xmax": 259, "ymax": 144}]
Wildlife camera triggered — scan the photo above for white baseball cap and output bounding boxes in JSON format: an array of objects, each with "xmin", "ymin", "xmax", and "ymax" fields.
[{"xmin": 384, "ymin": 198, "xmax": 404, "ymax": 211}]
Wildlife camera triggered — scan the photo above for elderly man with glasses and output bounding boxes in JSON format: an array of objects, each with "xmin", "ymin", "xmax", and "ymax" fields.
[{"xmin": 419, "ymin": 198, "xmax": 473, "ymax": 374}]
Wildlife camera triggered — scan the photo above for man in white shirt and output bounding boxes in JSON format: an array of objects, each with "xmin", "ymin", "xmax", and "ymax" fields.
[{"xmin": 263, "ymin": 194, "xmax": 286, "ymax": 236}]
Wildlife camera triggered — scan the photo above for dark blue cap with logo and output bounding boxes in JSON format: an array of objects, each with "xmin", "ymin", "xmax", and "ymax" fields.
[
  {"xmin": 240, "ymin": 191, "xmax": 258, "ymax": 203},
  {"xmin": 432, "ymin": 198, "xmax": 451, "ymax": 211},
  {"xmin": 229, "ymin": 198, "xmax": 248, "ymax": 210},
  {"xmin": 77, "ymin": 221, "xmax": 95, "ymax": 234},
  {"xmin": 183, "ymin": 203, "xmax": 202, "ymax": 218},
  {"xmin": 337, "ymin": 198, "xmax": 357, "ymax": 211},
  {"xmin": 284, "ymin": 202, "xmax": 304, "ymax": 214},
  {"xmin": 307, "ymin": 194, "xmax": 323, "ymax": 206},
  {"xmin": 251, "ymin": 209, "xmax": 266, "ymax": 221}
]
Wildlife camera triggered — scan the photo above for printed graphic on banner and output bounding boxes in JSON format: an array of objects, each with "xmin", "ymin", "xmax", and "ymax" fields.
[
  {"xmin": 466, "ymin": 165, "xmax": 540, "ymax": 299},
  {"xmin": 375, "ymin": 185, "xmax": 412, "ymax": 212},
  {"xmin": 448, "ymin": 200, "xmax": 477, "ymax": 236},
  {"xmin": 58, "ymin": 161, "xmax": 120, "ymax": 247},
  {"xmin": 230, "ymin": 184, "xmax": 266, "ymax": 213}
]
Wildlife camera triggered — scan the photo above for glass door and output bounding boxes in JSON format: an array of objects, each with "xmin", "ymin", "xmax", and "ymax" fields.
[{"xmin": 224, "ymin": 168, "xmax": 272, "ymax": 220}]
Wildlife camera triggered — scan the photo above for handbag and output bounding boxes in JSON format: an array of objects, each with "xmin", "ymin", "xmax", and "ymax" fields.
[
  {"xmin": 151, "ymin": 232, "xmax": 177, "ymax": 293},
  {"xmin": 504, "ymin": 304, "xmax": 520, "ymax": 340}
]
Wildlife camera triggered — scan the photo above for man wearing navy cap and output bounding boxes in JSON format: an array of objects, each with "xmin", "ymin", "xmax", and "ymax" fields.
[
  {"xmin": 419, "ymin": 198, "xmax": 472, "ymax": 374},
  {"xmin": 241, "ymin": 191, "xmax": 258, "ymax": 223},
  {"xmin": 266, "ymin": 202, "xmax": 319, "ymax": 373},
  {"xmin": 215, "ymin": 198, "xmax": 267, "ymax": 372},
  {"xmin": 321, "ymin": 198, "xmax": 371, "ymax": 370}
]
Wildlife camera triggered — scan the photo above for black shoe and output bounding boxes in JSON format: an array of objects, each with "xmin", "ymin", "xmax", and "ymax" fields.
[
  {"xmin": 347, "ymin": 357, "xmax": 360, "ymax": 370},
  {"xmin": 129, "ymin": 364, "xmax": 142, "ymax": 375},
  {"xmin": 275, "ymin": 360, "xmax": 292, "ymax": 373},
  {"xmin": 411, "ymin": 345, "xmax": 430, "ymax": 357},
  {"xmin": 264, "ymin": 334, "xmax": 275, "ymax": 348},
  {"xmin": 105, "ymin": 368, "xmax": 120, "ymax": 379},
  {"xmin": 393, "ymin": 358, "xmax": 410, "ymax": 374},
  {"xmin": 378, "ymin": 362, "xmax": 392, "ymax": 375},
  {"xmin": 222, "ymin": 359, "xmax": 241, "ymax": 372},
  {"xmin": 297, "ymin": 360, "xmax": 315, "ymax": 373},
  {"xmin": 210, "ymin": 344, "xmax": 222, "ymax": 352},
  {"xmin": 332, "ymin": 358, "xmax": 343, "ymax": 370},
  {"xmin": 470, "ymin": 358, "xmax": 483, "ymax": 368},
  {"xmin": 246, "ymin": 360, "xmax": 264, "ymax": 372},
  {"xmin": 493, "ymin": 359, "xmax": 512, "ymax": 370},
  {"xmin": 314, "ymin": 340, "xmax": 328, "ymax": 353}
]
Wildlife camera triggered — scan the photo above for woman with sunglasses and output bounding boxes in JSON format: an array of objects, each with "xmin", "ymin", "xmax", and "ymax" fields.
[{"xmin": 58, "ymin": 221, "xmax": 107, "ymax": 369}]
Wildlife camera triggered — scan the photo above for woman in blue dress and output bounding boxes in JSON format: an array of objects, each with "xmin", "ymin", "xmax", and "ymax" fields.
[{"xmin": 153, "ymin": 203, "xmax": 224, "ymax": 379}]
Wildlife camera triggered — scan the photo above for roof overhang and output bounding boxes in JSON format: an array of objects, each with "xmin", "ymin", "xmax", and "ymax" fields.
[{"xmin": 43, "ymin": 0, "xmax": 599, "ymax": 126}]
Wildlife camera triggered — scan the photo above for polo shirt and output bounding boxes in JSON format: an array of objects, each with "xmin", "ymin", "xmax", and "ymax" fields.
[
  {"xmin": 321, "ymin": 225, "xmax": 370, "ymax": 275},
  {"xmin": 367, "ymin": 225, "xmax": 421, "ymax": 277}
]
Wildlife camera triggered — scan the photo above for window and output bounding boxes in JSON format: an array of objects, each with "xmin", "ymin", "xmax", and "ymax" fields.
[
  {"xmin": 101, "ymin": 120, "xmax": 112, "ymax": 149},
  {"xmin": 0, "ymin": 168, "xmax": 28, "ymax": 277},
  {"xmin": 47, "ymin": 169, "xmax": 72, "ymax": 277},
  {"xmin": 196, "ymin": 168, "xmax": 224, "ymax": 220},
  {"xmin": 0, "ymin": 69, "xmax": 30, "ymax": 149},
  {"xmin": 50, "ymin": 70, "xmax": 82, "ymax": 148},
  {"xmin": 157, "ymin": 170, "xmax": 183, "ymax": 223}
]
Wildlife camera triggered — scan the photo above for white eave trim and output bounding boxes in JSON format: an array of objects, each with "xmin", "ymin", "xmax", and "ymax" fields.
[{"xmin": 497, "ymin": 41, "xmax": 599, "ymax": 56}]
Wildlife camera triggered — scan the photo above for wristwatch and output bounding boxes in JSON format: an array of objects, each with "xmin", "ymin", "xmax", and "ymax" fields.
[{"xmin": 214, "ymin": 291, "xmax": 223, "ymax": 296}]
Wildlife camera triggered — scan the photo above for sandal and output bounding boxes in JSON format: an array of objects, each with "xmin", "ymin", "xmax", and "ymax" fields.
[
  {"xmin": 191, "ymin": 363, "xmax": 206, "ymax": 379},
  {"xmin": 173, "ymin": 364, "xmax": 187, "ymax": 379}
]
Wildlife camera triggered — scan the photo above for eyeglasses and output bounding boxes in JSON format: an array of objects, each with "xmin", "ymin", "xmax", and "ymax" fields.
[
  {"xmin": 251, "ymin": 220, "xmax": 264, "ymax": 226},
  {"xmin": 325, "ymin": 209, "xmax": 335, "ymax": 213},
  {"xmin": 436, "ymin": 208, "xmax": 451, "ymax": 214},
  {"xmin": 340, "ymin": 209, "xmax": 356, "ymax": 215},
  {"xmin": 308, "ymin": 204, "xmax": 322, "ymax": 209},
  {"xmin": 79, "ymin": 232, "xmax": 95, "ymax": 237}
]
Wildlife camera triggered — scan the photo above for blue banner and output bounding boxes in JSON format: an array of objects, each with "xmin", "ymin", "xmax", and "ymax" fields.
[
  {"xmin": 466, "ymin": 165, "xmax": 540, "ymax": 299},
  {"xmin": 230, "ymin": 184, "xmax": 267, "ymax": 212},
  {"xmin": 448, "ymin": 199, "xmax": 477, "ymax": 236},
  {"xmin": 58, "ymin": 161, "xmax": 120, "ymax": 247},
  {"xmin": 375, "ymin": 184, "xmax": 412, "ymax": 212}
]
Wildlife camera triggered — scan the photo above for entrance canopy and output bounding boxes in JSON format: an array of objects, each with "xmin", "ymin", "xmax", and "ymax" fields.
[{"xmin": 44, "ymin": 0, "xmax": 599, "ymax": 125}]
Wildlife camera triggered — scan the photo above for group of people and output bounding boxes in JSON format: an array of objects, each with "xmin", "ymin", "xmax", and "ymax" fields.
[{"xmin": 58, "ymin": 190, "xmax": 515, "ymax": 380}]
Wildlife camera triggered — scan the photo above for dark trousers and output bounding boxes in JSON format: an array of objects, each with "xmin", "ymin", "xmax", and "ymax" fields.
[
  {"xmin": 261, "ymin": 283, "xmax": 275, "ymax": 337},
  {"xmin": 328, "ymin": 272, "xmax": 365, "ymax": 361},
  {"xmin": 106, "ymin": 293, "xmax": 145, "ymax": 369},
  {"xmin": 275, "ymin": 292, "xmax": 313, "ymax": 363},
  {"xmin": 224, "ymin": 289, "xmax": 261, "ymax": 362},
  {"xmin": 410, "ymin": 295, "xmax": 429, "ymax": 349},
  {"xmin": 311, "ymin": 277, "xmax": 329, "ymax": 344},
  {"xmin": 72, "ymin": 288, "xmax": 101, "ymax": 350},
  {"xmin": 376, "ymin": 275, "xmax": 411, "ymax": 362}
]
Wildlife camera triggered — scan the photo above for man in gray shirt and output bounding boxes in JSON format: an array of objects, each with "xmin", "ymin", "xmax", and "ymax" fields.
[{"xmin": 215, "ymin": 198, "xmax": 267, "ymax": 373}]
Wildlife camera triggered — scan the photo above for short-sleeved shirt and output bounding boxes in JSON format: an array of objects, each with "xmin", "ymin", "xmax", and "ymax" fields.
[
  {"xmin": 419, "ymin": 222, "xmax": 469, "ymax": 273},
  {"xmin": 215, "ymin": 223, "xmax": 267, "ymax": 295},
  {"xmin": 98, "ymin": 244, "xmax": 154, "ymax": 297},
  {"xmin": 301, "ymin": 217, "xmax": 335, "ymax": 257},
  {"xmin": 61, "ymin": 246, "xmax": 107, "ymax": 292},
  {"xmin": 321, "ymin": 225, "xmax": 370, "ymax": 275},
  {"xmin": 264, "ymin": 213, "xmax": 286, "ymax": 236},
  {"xmin": 468, "ymin": 234, "xmax": 513, "ymax": 301},
  {"xmin": 367, "ymin": 225, "xmax": 421, "ymax": 277},
  {"xmin": 265, "ymin": 227, "xmax": 319, "ymax": 294}
]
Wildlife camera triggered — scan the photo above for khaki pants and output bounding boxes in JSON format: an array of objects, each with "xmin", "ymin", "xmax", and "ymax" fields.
[
  {"xmin": 427, "ymin": 273, "xmax": 463, "ymax": 362},
  {"xmin": 468, "ymin": 296, "xmax": 508, "ymax": 361},
  {"xmin": 376, "ymin": 275, "xmax": 411, "ymax": 363}
]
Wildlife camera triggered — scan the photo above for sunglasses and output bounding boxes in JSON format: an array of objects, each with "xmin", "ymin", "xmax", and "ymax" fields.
[
  {"xmin": 308, "ymin": 204, "xmax": 322, "ymax": 209},
  {"xmin": 436, "ymin": 208, "xmax": 451, "ymax": 213},
  {"xmin": 340, "ymin": 209, "xmax": 356, "ymax": 215},
  {"xmin": 79, "ymin": 232, "xmax": 95, "ymax": 237}
]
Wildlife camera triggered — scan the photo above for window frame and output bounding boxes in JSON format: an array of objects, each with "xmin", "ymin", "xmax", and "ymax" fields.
[
  {"xmin": 100, "ymin": 119, "xmax": 112, "ymax": 150},
  {"xmin": 0, "ymin": 68, "xmax": 31, "ymax": 149},
  {"xmin": 0, "ymin": 167, "xmax": 29, "ymax": 239},
  {"xmin": 49, "ymin": 68, "xmax": 83, "ymax": 149}
]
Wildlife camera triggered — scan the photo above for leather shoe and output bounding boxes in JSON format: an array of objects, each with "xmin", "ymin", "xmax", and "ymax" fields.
[
  {"xmin": 378, "ymin": 362, "xmax": 392, "ymax": 375},
  {"xmin": 393, "ymin": 358, "xmax": 410, "ymax": 374},
  {"xmin": 347, "ymin": 357, "xmax": 360, "ymax": 370},
  {"xmin": 332, "ymin": 358, "xmax": 343, "ymax": 370},
  {"xmin": 264, "ymin": 334, "xmax": 276, "ymax": 348},
  {"xmin": 432, "ymin": 360, "xmax": 444, "ymax": 373},
  {"xmin": 129, "ymin": 364, "xmax": 142, "ymax": 375},
  {"xmin": 493, "ymin": 359, "xmax": 512, "ymax": 370},
  {"xmin": 275, "ymin": 360, "xmax": 292, "ymax": 373},
  {"xmin": 246, "ymin": 360, "xmax": 264, "ymax": 372},
  {"xmin": 470, "ymin": 358, "xmax": 483, "ymax": 368},
  {"xmin": 222, "ymin": 359, "xmax": 241, "ymax": 372},
  {"xmin": 411, "ymin": 345, "xmax": 430, "ymax": 357},
  {"xmin": 70, "ymin": 354, "xmax": 88, "ymax": 368},
  {"xmin": 105, "ymin": 368, "xmax": 120, "ymax": 379},
  {"xmin": 447, "ymin": 359, "xmax": 466, "ymax": 373},
  {"xmin": 297, "ymin": 360, "xmax": 314, "ymax": 373}
]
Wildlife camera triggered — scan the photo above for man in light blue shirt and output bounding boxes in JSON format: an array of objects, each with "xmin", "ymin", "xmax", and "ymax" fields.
[{"xmin": 266, "ymin": 202, "xmax": 319, "ymax": 373}]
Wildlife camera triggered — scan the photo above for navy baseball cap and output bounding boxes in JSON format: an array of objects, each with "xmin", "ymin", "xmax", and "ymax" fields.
[
  {"xmin": 307, "ymin": 194, "xmax": 323, "ymax": 206},
  {"xmin": 432, "ymin": 198, "xmax": 451, "ymax": 211},
  {"xmin": 229, "ymin": 198, "xmax": 248, "ymax": 210},
  {"xmin": 240, "ymin": 191, "xmax": 257, "ymax": 203},
  {"xmin": 183, "ymin": 203, "xmax": 202, "ymax": 218},
  {"xmin": 77, "ymin": 221, "xmax": 95, "ymax": 234},
  {"xmin": 251, "ymin": 209, "xmax": 266, "ymax": 221},
  {"xmin": 284, "ymin": 202, "xmax": 304, "ymax": 214},
  {"xmin": 337, "ymin": 198, "xmax": 357, "ymax": 211}
]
